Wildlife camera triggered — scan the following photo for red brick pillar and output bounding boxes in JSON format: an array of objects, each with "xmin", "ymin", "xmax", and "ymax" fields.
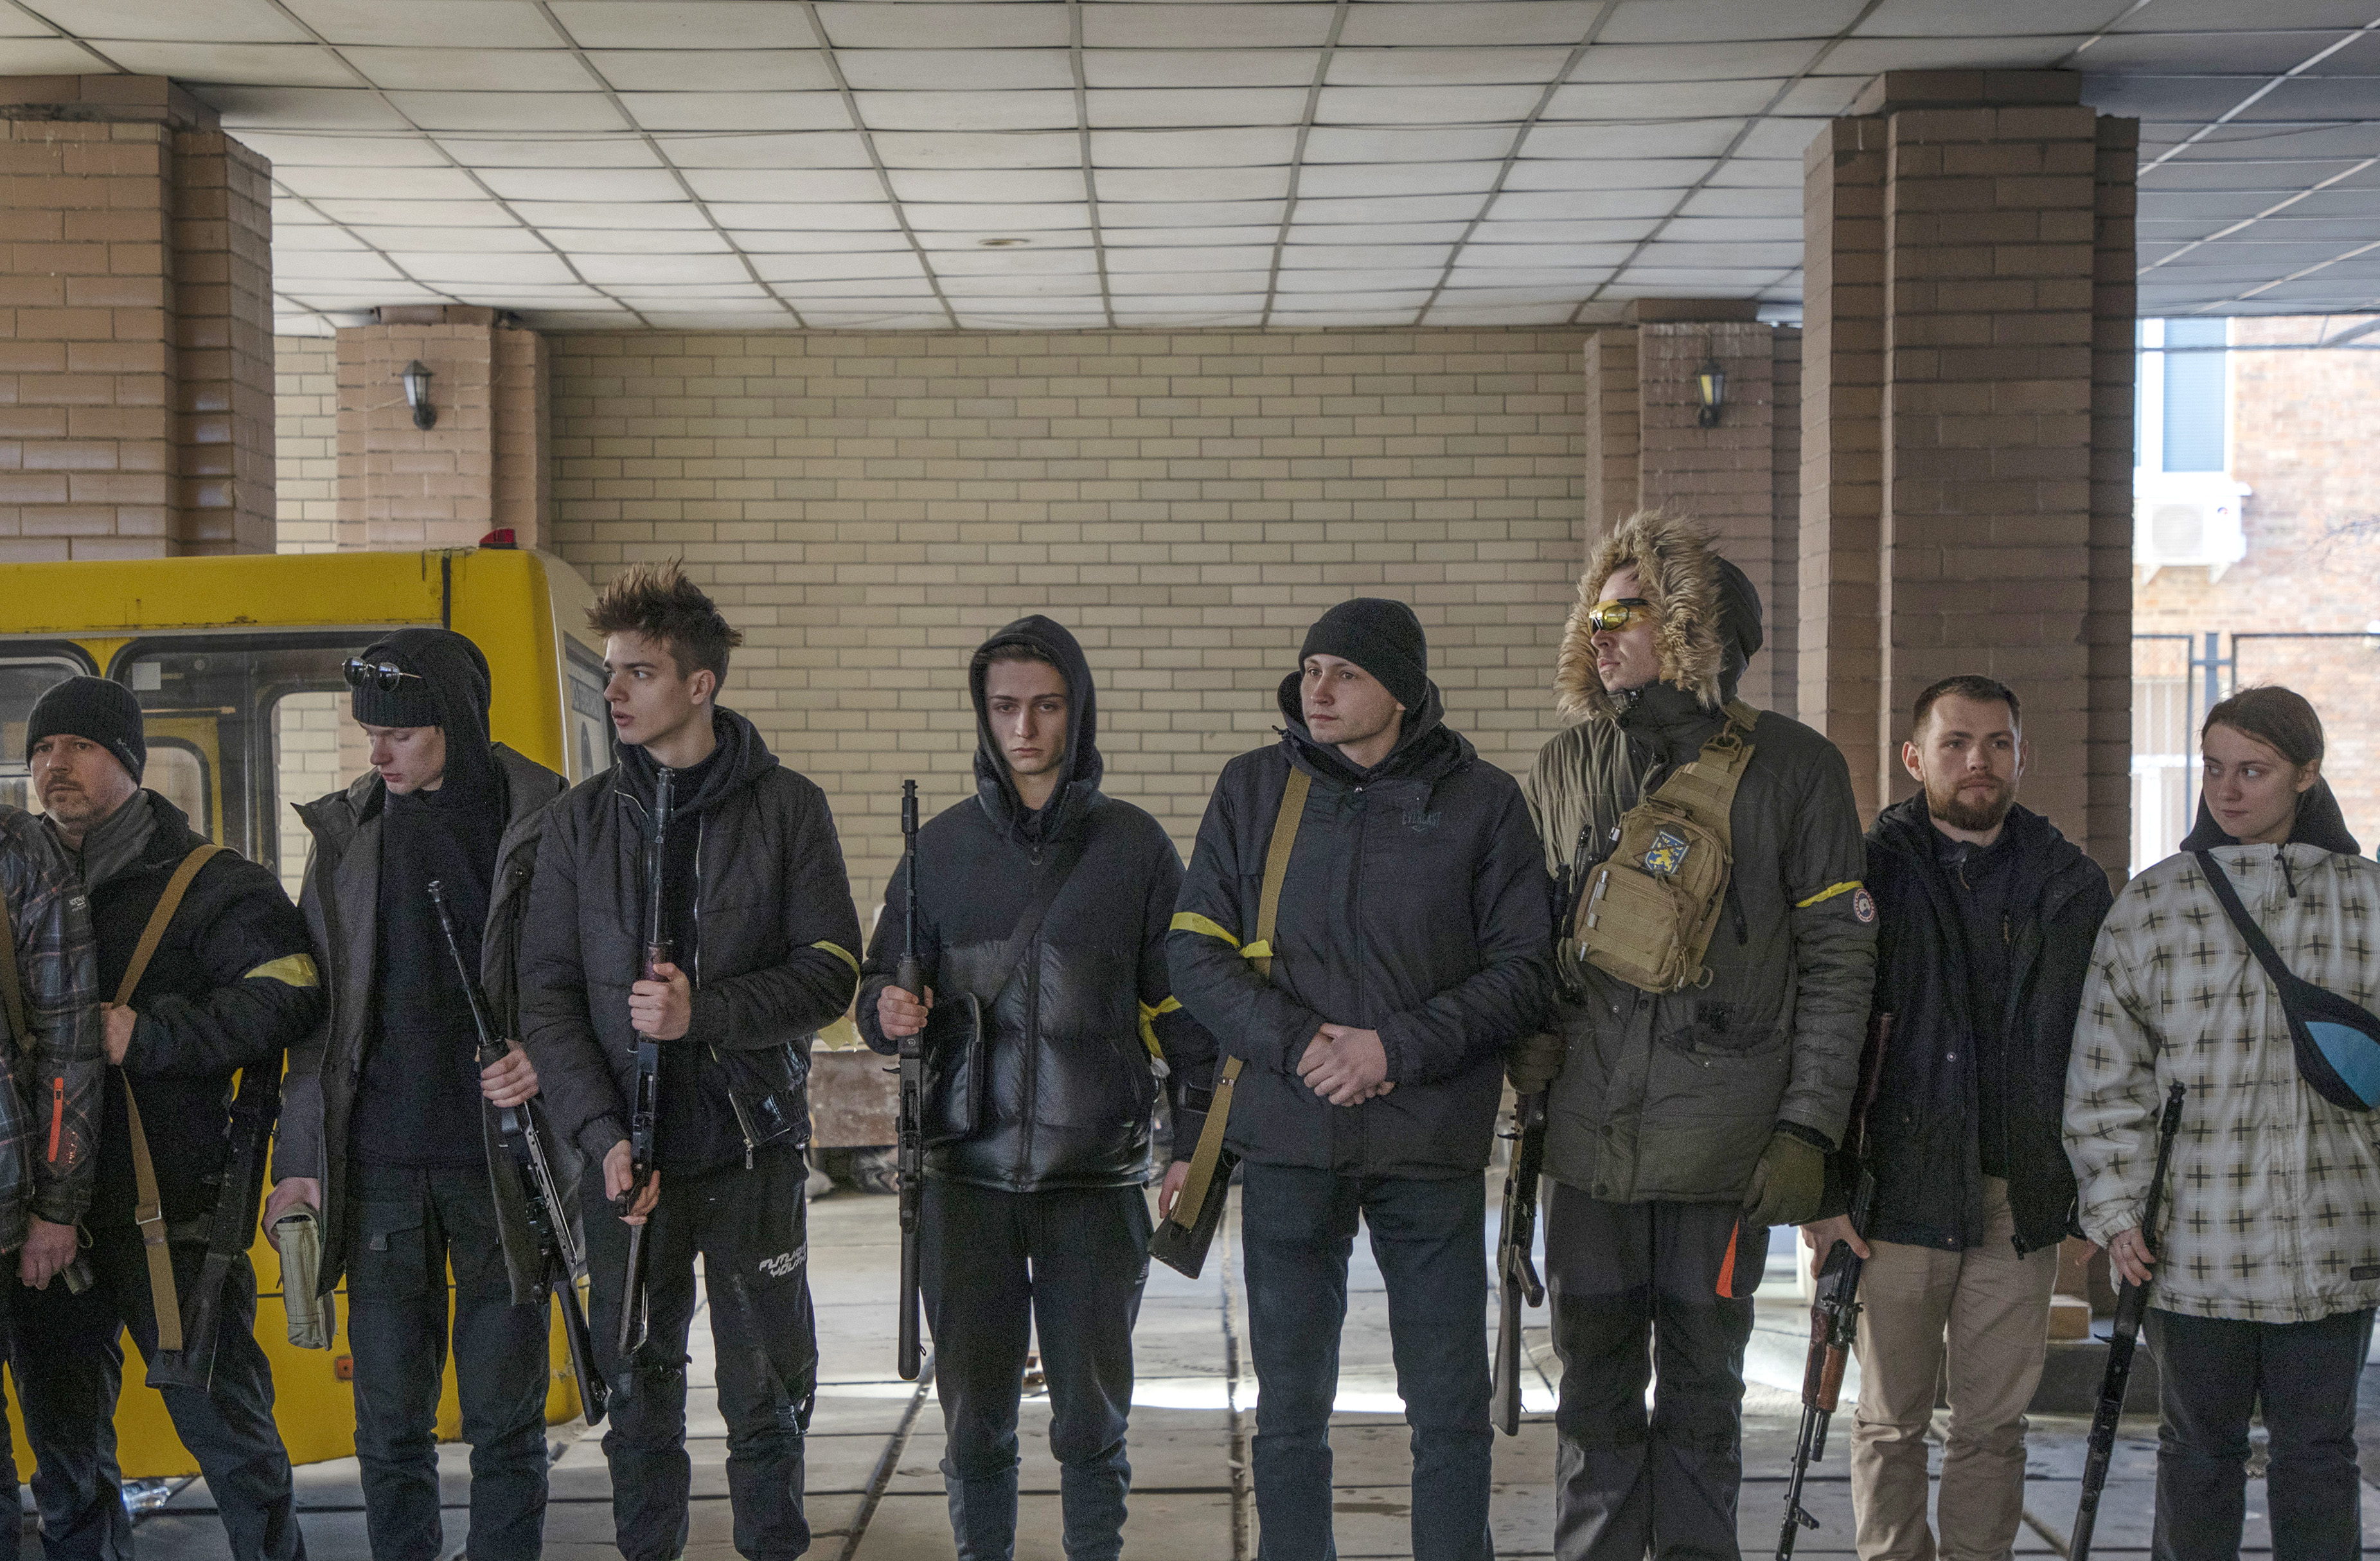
[
  {"xmin": 333, "ymin": 306, "xmax": 549, "ymax": 550},
  {"xmin": 1581, "ymin": 300, "xmax": 1804, "ymax": 718},
  {"xmin": 1801, "ymin": 71, "xmax": 2136, "ymax": 877},
  {"xmin": 0, "ymin": 76, "xmax": 273, "ymax": 558}
]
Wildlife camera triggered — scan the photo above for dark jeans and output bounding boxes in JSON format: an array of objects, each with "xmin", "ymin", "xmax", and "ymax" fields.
[
  {"xmin": 11, "ymin": 1221, "xmax": 303, "ymax": 1561},
  {"xmin": 583, "ymin": 1145, "xmax": 817, "ymax": 1561},
  {"xmin": 345, "ymin": 1161, "xmax": 551, "ymax": 1561},
  {"xmin": 1239, "ymin": 1163, "xmax": 1494, "ymax": 1561},
  {"xmin": 920, "ymin": 1179, "xmax": 1151, "ymax": 1561},
  {"xmin": 1543, "ymin": 1186, "xmax": 1763, "ymax": 1561},
  {"xmin": 2144, "ymin": 1305, "xmax": 2373, "ymax": 1561}
]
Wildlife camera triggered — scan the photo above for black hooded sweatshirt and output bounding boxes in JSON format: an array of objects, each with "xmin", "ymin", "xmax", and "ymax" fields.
[
  {"xmin": 357, "ymin": 627, "xmax": 510, "ymax": 1167},
  {"xmin": 856, "ymin": 616, "xmax": 1216, "ymax": 1193},
  {"xmin": 2178, "ymin": 778, "xmax": 2361, "ymax": 857}
]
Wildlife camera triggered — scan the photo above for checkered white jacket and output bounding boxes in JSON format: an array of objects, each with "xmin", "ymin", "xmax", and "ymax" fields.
[{"xmin": 2066, "ymin": 842, "xmax": 2380, "ymax": 1324}]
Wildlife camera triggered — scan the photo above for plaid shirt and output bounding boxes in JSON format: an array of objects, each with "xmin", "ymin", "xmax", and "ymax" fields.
[
  {"xmin": 0, "ymin": 807, "xmax": 100, "ymax": 1249},
  {"xmin": 2067, "ymin": 843, "xmax": 2380, "ymax": 1324}
]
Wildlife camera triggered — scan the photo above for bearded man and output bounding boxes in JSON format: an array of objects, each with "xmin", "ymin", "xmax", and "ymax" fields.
[{"xmin": 1800, "ymin": 674, "xmax": 2113, "ymax": 1561}]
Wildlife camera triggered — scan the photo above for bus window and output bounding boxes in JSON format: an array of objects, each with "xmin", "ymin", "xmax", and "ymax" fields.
[
  {"xmin": 566, "ymin": 638, "xmax": 612, "ymax": 780},
  {"xmin": 116, "ymin": 638, "xmax": 360, "ymax": 878},
  {"xmin": 0, "ymin": 651, "xmax": 100, "ymax": 814},
  {"xmin": 272, "ymin": 690, "xmax": 353, "ymax": 902}
]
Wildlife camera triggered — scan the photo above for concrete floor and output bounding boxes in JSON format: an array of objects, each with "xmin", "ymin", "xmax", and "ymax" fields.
[{"xmin": 59, "ymin": 1177, "xmax": 2377, "ymax": 1559}]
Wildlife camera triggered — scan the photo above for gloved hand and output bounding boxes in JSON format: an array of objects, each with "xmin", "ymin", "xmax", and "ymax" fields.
[
  {"xmin": 1504, "ymin": 1030, "xmax": 1568, "ymax": 1094},
  {"xmin": 1742, "ymin": 1129, "xmax": 1829, "ymax": 1229}
]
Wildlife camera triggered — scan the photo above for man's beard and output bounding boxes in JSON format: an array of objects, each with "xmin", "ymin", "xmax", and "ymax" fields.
[{"xmin": 1926, "ymin": 774, "xmax": 2014, "ymax": 833}]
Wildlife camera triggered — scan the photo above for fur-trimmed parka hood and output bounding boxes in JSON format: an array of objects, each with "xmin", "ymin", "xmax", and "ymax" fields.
[{"xmin": 1554, "ymin": 510, "xmax": 1764, "ymax": 723}]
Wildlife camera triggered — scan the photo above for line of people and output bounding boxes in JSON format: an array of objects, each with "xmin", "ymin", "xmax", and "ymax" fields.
[{"xmin": 0, "ymin": 522, "xmax": 2360, "ymax": 1561}]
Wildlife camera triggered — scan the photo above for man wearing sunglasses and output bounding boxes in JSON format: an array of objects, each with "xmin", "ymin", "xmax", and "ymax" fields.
[
  {"xmin": 269, "ymin": 629, "xmax": 570, "ymax": 1561},
  {"xmin": 1515, "ymin": 511, "xmax": 1875, "ymax": 1558}
]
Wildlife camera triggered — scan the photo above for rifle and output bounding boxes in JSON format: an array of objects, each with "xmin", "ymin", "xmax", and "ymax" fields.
[
  {"xmin": 1489, "ymin": 1090, "xmax": 1548, "ymax": 1436},
  {"xmin": 1777, "ymin": 1011, "xmax": 1890, "ymax": 1559},
  {"xmin": 892, "ymin": 779, "xmax": 925, "ymax": 1382},
  {"xmin": 2070, "ymin": 1080, "xmax": 2188, "ymax": 1561},
  {"xmin": 617, "ymin": 763, "xmax": 674, "ymax": 1362},
  {"xmin": 428, "ymin": 879, "xmax": 608, "ymax": 1427},
  {"xmin": 143, "ymin": 1058, "xmax": 278, "ymax": 1392}
]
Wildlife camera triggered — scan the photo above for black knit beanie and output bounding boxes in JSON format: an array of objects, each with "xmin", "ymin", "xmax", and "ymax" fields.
[
  {"xmin": 350, "ymin": 639, "xmax": 447, "ymax": 729},
  {"xmin": 25, "ymin": 675, "xmax": 145, "ymax": 783},
  {"xmin": 1299, "ymin": 598, "xmax": 1428, "ymax": 712}
]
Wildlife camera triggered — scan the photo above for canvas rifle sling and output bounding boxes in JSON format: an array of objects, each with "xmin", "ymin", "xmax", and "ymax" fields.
[
  {"xmin": 117, "ymin": 844, "xmax": 224, "ymax": 1352},
  {"xmin": 1163, "ymin": 767, "xmax": 1310, "ymax": 1235}
]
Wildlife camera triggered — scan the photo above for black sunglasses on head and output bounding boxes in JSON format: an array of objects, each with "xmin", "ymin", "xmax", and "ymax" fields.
[{"xmin": 342, "ymin": 658, "xmax": 424, "ymax": 691}]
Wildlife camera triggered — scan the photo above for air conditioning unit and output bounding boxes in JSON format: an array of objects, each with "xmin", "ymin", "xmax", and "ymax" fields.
[{"xmin": 2135, "ymin": 471, "xmax": 2251, "ymax": 582}]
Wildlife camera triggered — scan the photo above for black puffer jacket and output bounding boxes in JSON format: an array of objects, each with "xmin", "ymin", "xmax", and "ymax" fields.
[
  {"xmin": 855, "ymin": 616, "xmax": 1216, "ymax": 1192},
  {"xmin": 520, "ymin": 706, "xmax": 862, "ymax": 1171},
  {"xmin": 95, "ymin": 793, "xmax": 321, "ymax": 1229},
  {"xmin": 1844, "ymin": 797, "xmax": 2112, "ymax": 1256},
  {"xmin": 1169, "ymin": 679, "xmax": 1553, "ymax": 1177}
]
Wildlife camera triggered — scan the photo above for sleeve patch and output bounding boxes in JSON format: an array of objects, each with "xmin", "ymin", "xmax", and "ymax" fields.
[{"xmin": 243, "ymin": 953, "xmax": 320, "ymax": 989}]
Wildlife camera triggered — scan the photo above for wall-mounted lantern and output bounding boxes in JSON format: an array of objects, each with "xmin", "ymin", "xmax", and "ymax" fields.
[
  {"xmin": 1695, "ymin": 357, "xmax": 1726, "ymax": 429},
  {"xmin": 401, "ymin": 361, "xmax": 436, "ymax": 430}
]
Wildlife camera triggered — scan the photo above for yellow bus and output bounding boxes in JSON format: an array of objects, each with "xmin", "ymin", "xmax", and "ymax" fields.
[{"xmin": 0, "ymin": 544, "xmax": 614, "ymax": 1481}]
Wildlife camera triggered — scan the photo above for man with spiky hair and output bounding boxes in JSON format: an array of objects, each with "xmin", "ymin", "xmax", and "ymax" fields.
[
  {"xmin": 1514, "ymin": 511, "xmax": 1876, "ymax": 1558},
  {"xmin": 521, "ymin": 561, "xmax": 862, "ymax": 1561}
]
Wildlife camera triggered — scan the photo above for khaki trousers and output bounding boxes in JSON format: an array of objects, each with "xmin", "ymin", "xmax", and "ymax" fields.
[{"xmin": 1848, "ymin": 1177, "xmax": 2059, "ymax": 1561}]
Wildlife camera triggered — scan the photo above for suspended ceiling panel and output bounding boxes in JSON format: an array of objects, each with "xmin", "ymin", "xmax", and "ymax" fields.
[{"xmin": 3, "ymin": 0, "xmax": 2376, "ymax": 332}]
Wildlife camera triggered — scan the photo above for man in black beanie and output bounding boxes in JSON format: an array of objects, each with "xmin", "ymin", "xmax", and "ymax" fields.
[
  {"xmin": 10, "ymin": 674, "xmax": 319, "ymax": 1561},
  {"xmin": 267, "ymin": 629, "xmax": 569, "ymax": 1561},
  {"xmin": 1169, "ymin": 598, "xmax": 1553, "ymax": 1561}
]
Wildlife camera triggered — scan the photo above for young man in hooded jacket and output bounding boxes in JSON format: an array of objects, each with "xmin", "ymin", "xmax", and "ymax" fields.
[
  {"xmin": 1801, "ymin": 675, "xmax": 2110, "ymax": 1561},
  {"xmin": 856, "ymin": 614, "xmax": 1215, "ymax": 1561},
  {"xmin": 1513, "ymin": 511, "xmax": 1876, "ymax": 1558},
  {"xmin": 1170, "ymin": 598, "xmax": 1552, "ymax": 1561},
  {"xmin": 269, "ymin": 628, "xmax": 569, "ymax": 1561},
  {"xmin": 520, "ymin": 562, "xmax": 862, "ymax": 1561},
  {"xmin": 13, "ymin": 676, "xmax": 321, "ymax": 1561}
]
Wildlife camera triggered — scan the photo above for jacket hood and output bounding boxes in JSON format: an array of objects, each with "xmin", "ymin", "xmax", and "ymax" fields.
[
  {"xmin": 1274, "ymin": 670, "xmax": 1466, "ymax": 787},
  {"xmin": 1870, "ymin": 794, "xmax": 2091, "ymax": 897},
  {"xmin": 968, "ymin": 615, "xmax": 1103, "ymax": 840},
  {"xmin": 1554, "ymin": 510, "xmax": 1764, "ymax": 724},
  {"xmin": 2179, "ymin": 776, "xmax": 2361, "ymax": 857},
  {"xmin": 614, "ymin": 705, "xmax": 777, "ymax": 820},
  {"xmin": 359, "ymin": 627, "xmax": 499, "ymax": 793}
]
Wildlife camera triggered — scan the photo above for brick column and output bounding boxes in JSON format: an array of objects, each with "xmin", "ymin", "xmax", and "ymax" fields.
[
  {"xmin": 1801, "ymin": 71, "xmax": 2136, "ymax": 874},
  {"xmin": 0, "ymin": 76, "xmax": 273, "ymax": 558},
  {"xmin": 1581, "ymin": 300, "xmax": 1804, "ymax": 717},
  {"xmin": 333, "ymin": 305, "xmax": 549, "ymax": 550}
]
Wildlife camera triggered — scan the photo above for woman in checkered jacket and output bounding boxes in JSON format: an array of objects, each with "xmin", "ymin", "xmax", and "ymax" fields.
[{"xmin": 2066, "ymin": 684, "xmax": 2376, "ymax": 1561}]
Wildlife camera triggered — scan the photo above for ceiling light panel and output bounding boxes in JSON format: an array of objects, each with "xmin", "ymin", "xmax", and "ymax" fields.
[
  {"xmin": 1326, "ymin": 46, "xmax": 1576, "ymax": 86},
  {"xmin": 854, "ymin": 90, "xmax": 1079, "ymax": 132},
  {"xmin": 1093, "ymin": 167, "xmax": 1295, "ymax": 202},
  {"xmin": 836, "ymin": 48, "xmax": 1074, "ymax": 91},
  {"xmin": 585, "ymin": 51, "xmax": 838, "ymax": 93},
  {"xmin": 1315, "ymin": 85, "xmax": 1547, "ymax": 122},
  {"xmin": 1090, "ymin": 127, "xmax": 1304, "ymax": 166},
  {"xmin": 1085, "ymin": 87, "xmax": 1311, "ymax": 127},
  {"xmin": 1083, "ymin": 49, "xmax": 1322, "ymax": 89},
  {"xmin": 885, "ymin": 168, "xmax": 1087, "ymax": 203}
]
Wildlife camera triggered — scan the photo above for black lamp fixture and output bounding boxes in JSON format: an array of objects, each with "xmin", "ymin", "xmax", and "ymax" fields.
[
  {"xmin": 1695, "ymin": 356, "xmax": 1726, "ymax": 429},
  {"xmin": 400, "ymin": 360, "xmax": 436, "ymax": 430}
]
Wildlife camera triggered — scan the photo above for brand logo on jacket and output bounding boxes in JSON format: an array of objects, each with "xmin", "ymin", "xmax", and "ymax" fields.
[
  {"xmin": 757, "ymin": 1250, "xmax": 804, "ymax": 1281},
  {"xmin": 2352, "ymin": 1264, "xmax": 2380, "ymax": 1281},
  {"xmin": 1403, "ymin": 807, "xmax": 1440, "ymax": 835},
  {"xmin": 1853, "ymin": 888, "xmax": 1876, "ymax": 923}
]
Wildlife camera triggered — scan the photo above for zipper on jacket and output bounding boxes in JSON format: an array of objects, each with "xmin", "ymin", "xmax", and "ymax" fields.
[
  {"xmin": 1022, "ymin": 840, "xmax": 1047, "ymax": 1179},
  {"xmin": 2279, "ymin": 846, "xmax": 2298, "ymax": 898},
  {"xmin": 1725, "ymin": 880, "xmax": 1748, "ymax": 946},
  {"xmin": 1349, "ymin": 787, "xmax": 1368, "ymax": 1169},
  {"xmin": 689, "ymin": 816, "xmax": 754, "ymax": 1170}
]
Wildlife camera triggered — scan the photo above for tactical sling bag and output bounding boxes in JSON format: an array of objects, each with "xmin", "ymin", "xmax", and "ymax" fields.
[{"xmin": 1572, "ymin": 700, "xmax": 1758, "ymax": 994}]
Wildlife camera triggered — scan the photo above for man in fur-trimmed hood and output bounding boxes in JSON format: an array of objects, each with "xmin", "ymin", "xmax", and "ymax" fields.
[{"xmin": 1515, "ymin": 510, "xmax": 1876, "ymax": 1559}]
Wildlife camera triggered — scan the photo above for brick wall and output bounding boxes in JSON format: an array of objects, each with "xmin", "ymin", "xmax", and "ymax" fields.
[
  {"xmin": 0, "ymin": 76, "xmax": 273, "ymax": 558},
  {"xmin": 2134, "ymin": 312, "xmax": 2380, "ymax": 849},
  {"xmin": 336, "ymin": 308, "xmax": 550, "ymax": 551},
  {"xmin": 540, "ymin": 326, "xmax": 1590, "ymax": 914},
  {"xmin": 274, "ymin": 335, "xmax": 337, "ymax": 552}
]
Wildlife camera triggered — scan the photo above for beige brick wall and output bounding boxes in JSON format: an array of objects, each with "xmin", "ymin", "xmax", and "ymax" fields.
[
  {"xmin": 542, "ymin": 327, "xmax": 1590, "ymax": 915},
  {"xmin": 337, "ymin": 310, "xmax": 549, "ymax": 551},
  {"xmin": 274, "ymin": 334, "xmax": 337, "ymax": 552}
]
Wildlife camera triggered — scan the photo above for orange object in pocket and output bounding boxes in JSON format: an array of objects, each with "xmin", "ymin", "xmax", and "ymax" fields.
[{"xmin": 46, "ymin": 1076, "xmax": 61, "ymax": 1162}]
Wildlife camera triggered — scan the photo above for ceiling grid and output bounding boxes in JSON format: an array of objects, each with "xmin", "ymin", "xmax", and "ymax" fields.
[{"xmin": 1, "ymin": 0, "xmax": 2372, "ymax": 332}]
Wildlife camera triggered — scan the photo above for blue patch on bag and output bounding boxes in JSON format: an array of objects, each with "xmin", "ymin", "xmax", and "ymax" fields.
[
  {"xmin": 1642, "ymin": 828, "xmax": 1690, "ymax": 877},
  {"xmin": 2309, "ymin": 1019, "xmax": 2380, "ymax": 1110}
]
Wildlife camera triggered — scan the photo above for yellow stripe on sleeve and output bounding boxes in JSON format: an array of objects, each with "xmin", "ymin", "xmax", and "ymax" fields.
[
  {"xmin": 1169, "ymin": 912, "xmax": 1240, "ymax": 949},
  {"xmin": 243, "ymin": 954, "xmax": 319, "ymax": 989},
  {"xmin": 1793, "ymin": 881, "xmax": 1862, "ymax": 910}
]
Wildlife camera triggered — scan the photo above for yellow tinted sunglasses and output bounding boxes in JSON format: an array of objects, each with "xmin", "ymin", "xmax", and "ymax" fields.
[{"xmin": 1584, "ymin": 598, "xmax": 1654, "ymax": 632}]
